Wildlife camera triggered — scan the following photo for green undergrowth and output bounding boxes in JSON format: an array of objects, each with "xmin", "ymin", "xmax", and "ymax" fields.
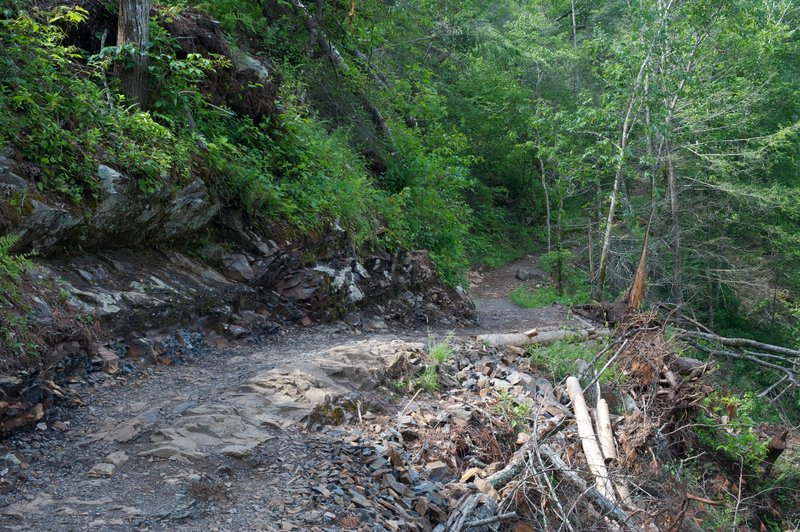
[
  {"xmin": 395, "ymin": 335, "xmax": 455, "ymax": 394},
  {"xmin": 0, "ymin": 6, "xmax": 480, "ymax": 286},
  {"xmin": 528, "ymin": 339, "xmax": 621, "ymax": 385},
  {"xmin": 511, "ymin": 250, "xmax": 590, "ymax": 308},
  {"xmin": 511, "ymin": 284, "xmax": 590, "ymax": 308}
]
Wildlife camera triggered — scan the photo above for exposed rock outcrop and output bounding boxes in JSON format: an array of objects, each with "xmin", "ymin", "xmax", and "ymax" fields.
[{"xmin": 13, "ymin": 165, "xmax": 219, "ymax": 253}]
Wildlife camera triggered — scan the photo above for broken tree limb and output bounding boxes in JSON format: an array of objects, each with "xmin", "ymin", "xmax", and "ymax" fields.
[
  {"xmin": 566, "ymin": 377, "xmax": 617, "ymax": 502},
  {"xmin": 478, "ymin": 327, "xmax": 606, "ymax": 348},
  {"xmin": 538, "ymin": 444, "xmax": 642, "ymax": 532},
  {"xmin": 686, "ymin": 341, "xmax": 798, "ymax": 384},
  {"xmin": 596, "ymin": 399, "xmax": 633, "ymax": 505},
  {"xmin": 676, "ymin": 330, "xmax": 800, "ymax": 358},
  {"xmin": 465, "ymin": 511, "xmax": 518, "ymax": 528},
  {"xmin": 446, "ymin": 492, "xmax": 497, "ymax": 532},
  {"xmin": 595, "ymin": 399, "xmax": 616, "ymax": 463},
  {"xmin": 486, "ymin": 414, "xmax": 566, "ymax": 489}
]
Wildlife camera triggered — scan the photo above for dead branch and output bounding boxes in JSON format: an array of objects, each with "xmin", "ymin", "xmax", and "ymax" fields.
[
  {"xmin": 485, "ymin": 414, "xmax": 566, "ymax": 489},
  {"xmin": 677, "ymin": 330, "xmax": 800, "ymax": 358},
  {"xmin": 687, "ymin": 340, "xmax": 797, "ymax": 384},
  {"xmin": 538, "ymin": 444, "xmax": 643, "ymax": 531},
  {"xmin": 465, "ymin": 511, "xmax": 518, "ymax": 528}
]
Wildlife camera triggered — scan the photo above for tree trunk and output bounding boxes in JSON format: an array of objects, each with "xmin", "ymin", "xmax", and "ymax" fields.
[
  {"xmin": 666, "ymin": 149, "xmax": 682, "ymax": 314},
  {"xmin": 594, "ymin": 49, "xmax": 650, "ymax": 299},
  {"xmin": 539, "ymin": 155, "xmax": 552, "ymax": 253},
  {"xmin": 116, "ymin": 0, "xmax": 150, "ymax": 108}
]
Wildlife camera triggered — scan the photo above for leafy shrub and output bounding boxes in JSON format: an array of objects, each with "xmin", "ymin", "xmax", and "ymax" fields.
[
  {"xmin": 0, "ymin": 8, "xmax": 203, "ymax": 202},
  {"xmin": 494, "ymin": 387, "xmax": 531, "ymax": 429},
  {"xmin": 695, "ymin": 392, "xmax": 768, "ymax": 469},
  {"xmin": 0, "ymin": 234, "xmax": 30, "ymax": 304}
]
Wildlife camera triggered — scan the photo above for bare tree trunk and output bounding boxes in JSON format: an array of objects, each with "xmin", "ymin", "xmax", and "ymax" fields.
[
  {"xmin": 666, "ymin": 148, "xmax": 682, "ymax": 314},
  {"xmin": 594, "ymin": 52, "xmax": 650, "ymax": 300},
  {"xmin": 116, "ymin": 0, "xmax": 150, "ymax": 108},
  {"xmin": 539, "ymin": 155, "xmax": 552, "ymax": 253},
  {"xmin": 556, "ymin": 190, "xmax": 564, "ymax": 294}
]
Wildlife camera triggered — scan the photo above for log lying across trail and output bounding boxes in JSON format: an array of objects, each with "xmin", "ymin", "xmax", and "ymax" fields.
[{"xmin": 477, "ymin": 326, "xmax": 607, "ymax": 348}]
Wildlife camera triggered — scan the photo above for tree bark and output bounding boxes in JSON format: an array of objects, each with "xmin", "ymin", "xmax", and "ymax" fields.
[
  {"xmin": 666, "ymin": 148, "xmax": 682, "ymax": 314},
  {"xmin": 566, "ymin": 376, "xmax": 617, "ymax": 502},
  {"xmin": 116, "ymin": 0, "xmax": 150, "ymax": 108},
  {"xmin": 539, "ymin": 155, "xmax": 552, "ymax": 253}
]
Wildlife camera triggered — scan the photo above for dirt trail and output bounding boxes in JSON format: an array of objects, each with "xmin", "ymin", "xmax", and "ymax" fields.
[
  {"xmin": 0, "ymin": 256, "xmax": 570, "ymax": 531},
  {"xmin": 469, "ymin": 255, "xmax": 568, "ymax": 332}
]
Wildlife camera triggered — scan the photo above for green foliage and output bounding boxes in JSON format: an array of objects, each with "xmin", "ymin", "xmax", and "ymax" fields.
[
  {"xmin": 494, "ymin": 387, "xmax": 531, "ymax": 429},
  {"xmin": 695, "ymin": 392, "xmax": 768, "ymax": 469},
  {"xmin": 0, "ymin": 234, "xmax": 30, "ymax": 304},
  {"xmin": 0, "ymin": 8, "xmax": 200, "ymax": 202},
  {"xmin": 511, "ymin": 251, "xmax": 589, "ymax": 307},
  {"xmin": 427, "ymin": 335, "xmax": 454, "ymax": 365},
  {"xmin": 511, "ymin": 284, "xmax": 589, "ymax": 308},
  {"xmin": 403, "ymin": 335, "xmax": 456, "ymax": 394},
  {"xmin": 414, "ymin": 365, "xmax": 441, "ymax": 393},
  {"xmin": 528, "ymin": 339, "xmax": 619, "ymax": 384}
]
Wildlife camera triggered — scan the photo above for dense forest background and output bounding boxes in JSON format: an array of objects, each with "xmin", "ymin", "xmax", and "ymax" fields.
[{"xmin": 1, "ymin": 0, "xmax": 799, "ymax": 407}]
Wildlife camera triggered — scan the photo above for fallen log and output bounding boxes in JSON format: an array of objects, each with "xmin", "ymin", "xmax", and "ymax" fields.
[
  {"xmin": 539, "ymin": 444, "xmax": 642, "ymax": 531},
  {"xmin": 478, "ymin": 327, "xmax": 606, "ymax": 348},
  {"xmin": 566, "ymin": 376, "xmax": 616, "ymax": 502}
]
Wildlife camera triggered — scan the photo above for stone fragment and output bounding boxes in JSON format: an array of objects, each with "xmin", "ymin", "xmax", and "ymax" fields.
[
  {"xmin": 222, "ymin": 253, "xmax": 254, "ymax": 282},
  {"xmin": 126, "ymin": 337, "xmax": 155, "ymax": 361},
  {"xmin": 95, "ymin": 346, "xmax": 120, "ymax": 374},
  {"xmin": 104, "ymin": 450, "xmax": 129, "ymax": 467},
  {"xmin": 87, "ymin": 462, "xmax": 116, "ymax": 478}
]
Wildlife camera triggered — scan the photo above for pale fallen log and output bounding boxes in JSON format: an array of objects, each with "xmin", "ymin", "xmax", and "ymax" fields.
[
  {"xmin": 566, "ymin": 376, "xmax": 616, "ymax": 502},
  {"xmin": 596, "ymin": 399, "xmax": 632, "ymax": 505},
  {"xmin": 478, "ymin": 327, "xmax": 607, "ymax": 348},
  {"xmin": 539, "ymin": 444, "xmax": 642, "ymax": 532},
  {"xmin": 595, "ymin": 399, "xmax": 616, "ymax": 463}
]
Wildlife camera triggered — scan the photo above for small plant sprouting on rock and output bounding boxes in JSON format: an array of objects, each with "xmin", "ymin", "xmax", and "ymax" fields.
[
  {"xmin": 427, "ymin": 334, "xmax": 454, "ymax": 365},
  {"xmin": 402, "ymin": 334, "xmax": 455, "ymax": 393}
]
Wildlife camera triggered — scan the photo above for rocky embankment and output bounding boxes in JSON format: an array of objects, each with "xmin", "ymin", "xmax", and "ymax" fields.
[{"xmin": 0, "ymin": 153, "xmax": 474, "ymax": 434}]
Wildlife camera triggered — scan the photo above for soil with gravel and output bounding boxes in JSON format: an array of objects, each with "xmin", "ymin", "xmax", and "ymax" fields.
[
  {"xmin": 0, "ymin": 256, "xmax": 571, "ymax": 531},
  {"xmin": 469, "ymin": 255, "xmax": 568, "ymax": 332}
]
